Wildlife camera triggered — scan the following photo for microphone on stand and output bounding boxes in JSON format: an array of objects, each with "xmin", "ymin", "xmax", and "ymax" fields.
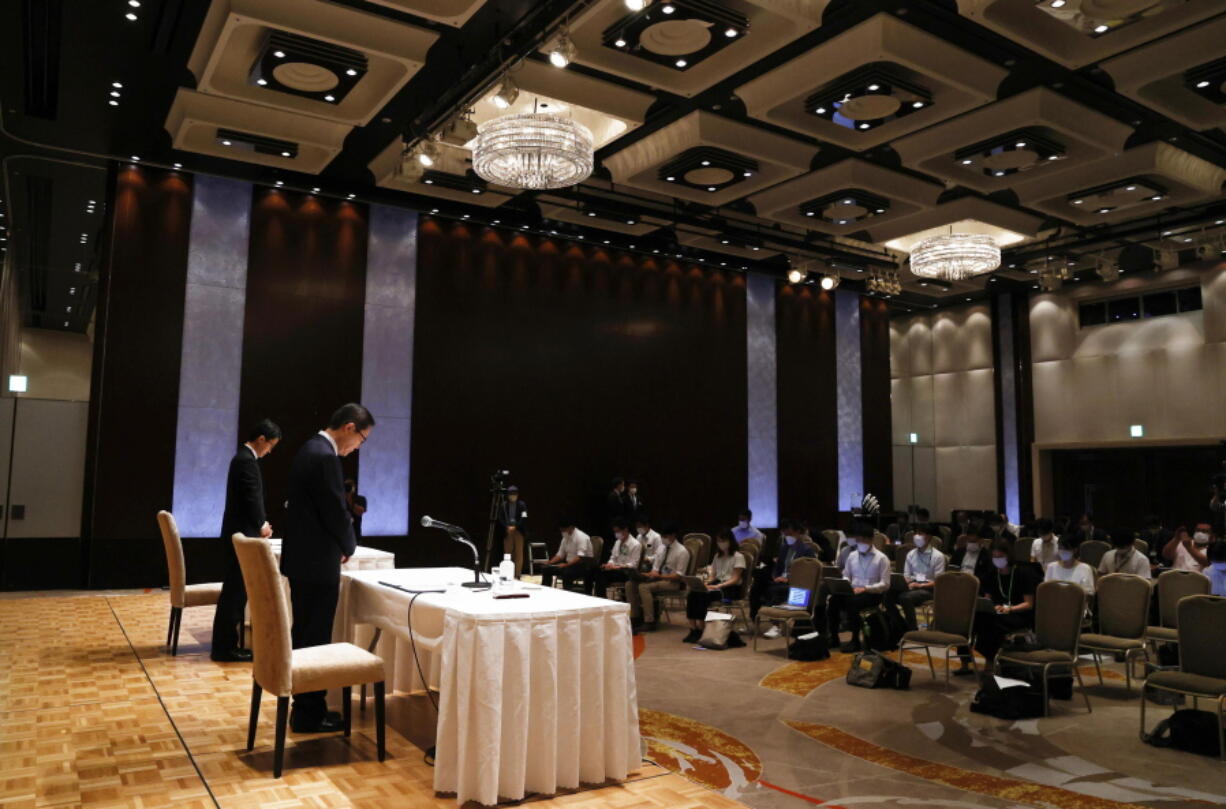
[{"xmin": 421, "ymin": 515, "xmax": 490, "ymax": 589}]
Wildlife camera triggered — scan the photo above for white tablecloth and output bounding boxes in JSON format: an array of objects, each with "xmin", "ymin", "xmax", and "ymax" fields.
[
  {"xmin": 336, "ymin": 567, "xmax": 641, "ymax": 806},
  {"xmin": 267, "ymin": 540, "xmax": 396, "ymax": 571}
]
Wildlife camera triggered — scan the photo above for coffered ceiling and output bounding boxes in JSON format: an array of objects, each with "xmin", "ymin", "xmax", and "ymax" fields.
[{"xmin": 3, "ymin": 0, "xmax": 1226, "ymax": 328}]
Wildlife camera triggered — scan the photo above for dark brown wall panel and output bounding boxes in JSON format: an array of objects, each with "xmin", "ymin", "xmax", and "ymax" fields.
[
  {"xmin": 409, "ymin": 219, "xmax": 747, "ymax": 563},
  {"xmin": 776, "ymin": 284, "xmax": 837, "ymax": 526},
  {"xmin": 238, "ymin": 189, "xmax": 368, "ymax": 524},
  {"xmin": 86, "ymin": 165, "xmax": 192, "ymax": 549},
  {"xmin": 860, "ymin": 296, "xmax": 893, "ymax": 510}
]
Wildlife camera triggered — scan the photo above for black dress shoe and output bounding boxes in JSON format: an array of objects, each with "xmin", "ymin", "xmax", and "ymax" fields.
[
  {"xmin": 682, "ymin": 630, "xmax": 702, "ymax": 644},
  {"xmin": 839, "ymin": 640, "xmax": 862, "ymax": 654},
  {"xmin": 210, "ymin": 649, "xmax": 253, "ymax": 663},
  {"xmin": 290, "ymin": 712, "xmax": 345, "ymax": 733}
]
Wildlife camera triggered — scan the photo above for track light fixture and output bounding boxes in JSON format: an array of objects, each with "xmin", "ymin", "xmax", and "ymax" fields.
[
  {"xmin": 417, "ymin": 139, "xmax": 440, "ymax": 167},
  {"xmin": 787, "ymin": 269, "xmax": 805, "ymax": 284},
  {"xmin": 548, "ymin": 31, "xmax": 577, "ymax": 69},
  {"xmin": 491, "ymin": 74, "xmax": 519, "ymax": 110},
  {"xmin": 820, "ymin": 273, "xmax": 840, "ymax": 290}
]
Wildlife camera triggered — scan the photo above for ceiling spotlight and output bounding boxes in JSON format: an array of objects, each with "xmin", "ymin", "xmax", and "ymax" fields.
[
  {"xmin": 273, "ymin": 50, "xmax": 286, "ymax": 58},
  {"xmin": 548, "ymin": 32, "xmax": 577, "ymax": 68},
  {"xmin": 108, "ymin": 99, "xmax": 119, "ymax": 106},
  {"xmin": 110, "ymin": 90, "xmax": 120, "ymax": 98},
  {"xmin": 347, "ymin": 193, "xmax": 356, "ymax": 199},
  {"xmin": 1051, "ymin": 0, "xmax": 1066, "ymax": 6},
  {"xmin": 275, "ymin": 180, "xmax": 284, "ymax": 186},
  {"xmin": 1072, "ymin": 199, "xmax": 1083, "ymax": 205},
  {"xmin": 417, "ymin": 140, "xmax": 439, "ymax": 167},
  {"xmin": 701, "ymin": 160, "xmax": 711, "ymax": 166},
  {"xmin": 125, "ymin": 12, "xmax": 137, "ymax": 21},
  {"xmin": 912, "ymin": 101, "xmax": 924, "ymax": 108},
  {"xmin": 666, "ymin": 176, "xmax": 675, "ymax": 181},
  {"xmin": 130, "ymin": 155, "xmax": 140, "ymax": 161},
  {"xmin": 615, "ymin": 38, "xmax": 626, "ymax": 47},
  {"xmin": 324, "ymin": 94, "xmax": 336, "ymax": 102},
  {"xmin": 815, "ymin": 106, "xmax": 826, "ymax": 114},
  {"xmin": 112, "ymin": 81, "xmax": 123, "ymax": 89},
  {"xmin": 491, "ymin": 74, "xmax": 519, "ymax": 109},
  {"xmin": 346, "ymin": 68, "xmax": 358, "ymax": 77},
  {"xmin": 1094, "ymin": 24, "xmax": 1109, "ymax": 33},
  {"xmin": 707, "ymin": 186, "xmax": 716, "ymax": 192},
  {"xmin": 1151, "ymin": 194, "xmax": 1164, "ymax": 201},
  {"xmin": 311, "ymin": 187, "xmax": 320, "ymax": 193},
  {"xmin": 1015, "ymin": 141, "xmax": 1026, "ymax": 148},
  {"xmin": 675, "ymin": 59, "xmax": 687, "ymax": 68},
  {"xmin": 960, "ymin": 158, "xmax": 974, "ymax": 165},
  {"xmin": 1196, "ymin": 80, "xmax": 1211, "ymax": 89},
  {"xmin": 662, "ymin": 3, "xmax": 675, "ymax": 12},
  {"xmin": 221, "ymin": 139, "xmax": 232, "ymax": 146},
  {"xmin": 625, "ymin": 0, "xmax": 648, "ymax": 9},
  {"xmin": 128, "ymin": 0, "xmax": 140, "ymax": 6},
  {"xmin": 787, "ymin": 269, "xmax": 804, "ymax": 284},
  {"xmin": 281, "ymin": 150, "xmax": 291, "ymax": 157},
  {"xmin": 725, "ymin": 27, "xmax": 738, "ymax": 37},
  {"xmin": 256, "ymin": 78, "xmax": 268, "ymax": 86},
  {"xmin": 1125, "ymin": 185, "xmax": 1136, "ymax": 191},
  {"xmin": 820, "ymin": 274, "xmax": 840, "ymax": 290},
  {"xmin": 1096, "ymin": 207, "xmax": 1111, "ymax": 214},
  {"xmin": 867, "ymin": 83, "xmax": 880, "ymax": 91}
]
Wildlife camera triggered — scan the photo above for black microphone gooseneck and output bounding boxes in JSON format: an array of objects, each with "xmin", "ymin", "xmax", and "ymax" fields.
[{"xmin": 421, "ymin": 516, "xmax": 490, "ymax": 589}]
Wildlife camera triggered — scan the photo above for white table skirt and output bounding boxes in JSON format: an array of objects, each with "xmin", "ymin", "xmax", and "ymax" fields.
[
  {"xmin": 267, "ymin": 540, "xmax": 396, "ymax": 571},
  {"xmin": 337, "ymin": 568, "xmax": 641, "ymax": 806}
]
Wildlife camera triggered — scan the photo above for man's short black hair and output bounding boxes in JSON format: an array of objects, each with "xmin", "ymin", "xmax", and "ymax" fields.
[
  {"xmin": 660, "ymin": 521, "xmax": 680, "ymax": 537},
  {"xmin": 1111, "ymin": 528, "xmax": 1135, "ymax": 548},
  {"xmin": 916, "ymin": 508, "xmax": 930, "ymax": 520},
  {"xmin": 612, "ymin": 476, "xmax": 624, "ymax": 488},
  {"xmin": 990, "ymin": 538, "xmax": 1012, "ymax": 556},
  {"xmin": 328, "ymin": 403, "xmax": 375, "ymax": 431},
  {"xmin": 634, "ymin": 514, "xmax": 651, "ymax": 526},
  {"xmin": 739, "ymin": 509, "xmax": 753, "ymax": 520},
  {"xmin": 1144, "ymin": 514, "xmax": 1161, "ymax": 528},
  {"xmin": 611, "ymin": 519, "xmax": 630, "ymax": 532},
  {"xmin": 1209, "ymin": 541, "xmax": 1226, "ymax": 563},
  {"xmin": 557, "ymin": 519, "xmax": 576, "ymax": 530},
  {"xmin": 246, "ymin": 418, "xmax": 282, "ymax": 443},
  {"xmin": 1036, "ymin": 517, "xmax": 1054, "ymax": 535},
  {"xmin": 847, "ymin": 519, "xmax": 875, "ymax": 540}
]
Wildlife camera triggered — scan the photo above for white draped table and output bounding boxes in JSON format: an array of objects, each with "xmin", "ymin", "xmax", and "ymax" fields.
[{"xmin": 335, "ymin": 567, "xmax": 642, "ymax": 806}]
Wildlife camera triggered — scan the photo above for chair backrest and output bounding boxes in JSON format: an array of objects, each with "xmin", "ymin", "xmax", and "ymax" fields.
[
  {"xmin": 893, "ymin": 543, "xmax": 914, "ymax": 572},
  {"xmin": 1177, "ymin": 596, "xmax": 1226, "ymax": 679},
  {"xmin": 872, "ymin": 531, "xmax": 889, "ymax": 550},
  {"xmin": 1095, "ymin": 573, "xmax": 1152, "ymax": 640},
  {"xmin": 928, "ymin": 536, "xmax": 944, "ymax": 553},
  {"xmin": 739, "ymin": 546, "xmax": 757, "ymax": 595},
  {"xmin": 1078, "ymin": 540, "xmax": 1110, "ymax": 568},
  {"xmin": 788, "ymin": 556, "xmax": 822, "ymax": 612},
  {"xmin": 683, "ymin": 533, "xmax": 711, "ymax": 569},
  {"xmin": 232, "ymin": 535, "xmax": 293, "ymax": 696},
  {"xmin": 682, "ymin": 537, "xmax": 702, "ymax": 575},
  {"xmin": 1034, "ymin": 580, "xmax": 1087, "ymax": 654},
  {"xmin": 821, "ymin": 530, "xmax": 841, "ymax": 548},
  {"xmin": 739, "ymin": 538, "xmax": 760, "ymax": 556},
  {"xmin": 1133, "ymin": 538, "xmax": 1149, "ymax": 556},
  {"xmin": 157, "ymin": 510, "xmax": 187, "ymax": 608},
  {"xmin": 932, "ymin": 571, "xmax": 979, "ymax": 640},
  {"xmin": 589, "ymin": 536, "xmax": 604, "ymax": 564},
  {"xmin": 1157, "ymin": 569, "xmax": 1211, "ymax": 628},
  {"xmin": 1012, "ymin": 537, "xmax": 1034, "ymax": 563},
  {"xmin": 938, "ymin": 525, "xmax": 952, "ymax": 542}
]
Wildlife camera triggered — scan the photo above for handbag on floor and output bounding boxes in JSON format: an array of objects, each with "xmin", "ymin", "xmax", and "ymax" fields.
[
  {"xmin": 788, "ymin": 631, "xmax": 830, "ymax": 661},
  {"xmin": 1144, "ymin": 710, "xmax": 1223, "ymax": 757},
  {"xmin": 846, "ymin": 652, "xmax": 911, "ymax": 689},
  {"xmin": 698, "ymin": 618, "xmax": 744, "ymax": 650},
  {"xmin": 860, "ymin": 604, "xmax": 907, "ymax": 652},
  {"xmin": 969, "ymin": 673, "xmax": 1045, "ymax": 719}
]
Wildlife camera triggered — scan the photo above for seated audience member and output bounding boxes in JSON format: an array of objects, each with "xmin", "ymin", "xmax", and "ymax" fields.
[
  {"xmin": 1029, "ymin": 519, "xmax": 1060, "ymax": 568},
  {"xmin": 825, "ymin": 520, "xmax": 891, "ymax": 652},
  {"xmin": 589, "ymin": 519, "xmax": 641, "ymax": 598},
  {"xmin": 1207, "ymin": 542, "xmax": 1226, "ymax": 597},
  {"xmin": 951, "ymin": 525, "xmax": 994, "ymax": 581},
  {"xmin": 987, "ymin": 512, "xmax": 1017, "ymax": 544},
  {"xmin": 539, "ymin": 521, "xmax": 594, "ymax": 589},
  {"xmin": 760, "ymin": 520, "xmax": 818, "ymax": 621},
  {"xmin": 1019, "ymin": 511, "xmax": 1040, "ymax": 539},
  {"xmin": 892, "ymin": 527, "xmax": 946, "ymax": 630},
  {"xmin": 1044, "ymin": 535, "xmax": 1095, "ymax": 596},
  {"xmin": 1138, "ymin": 514, "xmax": 1173, "ymax": 564},
  {"xmin": 1164, "ymin": 524, "xmax": 1211, "ymax": 572},
  {"xmin": 956, "ymin": 539, "xmax": 1038, "ymax": 674},
  {"xmin": 732, "ymin": 509, "xmax": 766, "ymax": 543},
  {"xmin": 797, "ymin": 520, "xmax": 835, "ymax": 562},
  {"xmin": 683, "ymin": 530, "xmax": 746, "ymax": 643},
  {"xmin": 953, "ymin": 510, "xmax": 973, "ymax": 537},
  {"xmin": 1099, "ymin": 528, "xmax": 1152, "ymax": 579},
  {"xmin": 1071, "ymin": 512, "xmax": 1108, "ymax": 547},
  {"xmin": 913, "ymin": 507, "xmax": 933, "ymax": 535},
  {"xmin": 627, "ymin": 523, "xmax": 690, "ymax": 633},
  {"xmin": 635, "ymin": 515, "xmax": 663, "ymax": 568}
]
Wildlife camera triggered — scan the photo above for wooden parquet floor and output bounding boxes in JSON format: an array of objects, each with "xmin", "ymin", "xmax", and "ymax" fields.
[{"xmin": 0, "ymin": 593, "xmax": 747, "ymax": 809}]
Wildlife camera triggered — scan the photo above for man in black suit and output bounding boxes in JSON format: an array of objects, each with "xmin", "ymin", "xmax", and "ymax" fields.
[
  {"xmin": 211, "ymin": 419, "xmax": 281, "ymax": 662},
  {"xmin": 497, "ymin": 484, "xmax": 529, "ymax": 577},
  {"xmin": 280, "ymin": 403, "xmax": 375, "ymax": 733},
  {"xmin": 624, "ymin": 479, "xmax": 644, "ymax": 523},
  {"xmin": 1070, "ymin": 512, "xmax": 1108, "ymax": 548}
]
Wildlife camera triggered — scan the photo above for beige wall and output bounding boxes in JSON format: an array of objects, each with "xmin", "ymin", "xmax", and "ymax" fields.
[
  {"xmin": 1030, "ymin": 263, "xmax": 1226, "ymax": 447},
  {"xmin": 891, "ymin": 302, "xmax": 997, "ymax": 520},
  {"xmin": 16, "ymin": 327, "xmax": 93, "ymax": 402}
]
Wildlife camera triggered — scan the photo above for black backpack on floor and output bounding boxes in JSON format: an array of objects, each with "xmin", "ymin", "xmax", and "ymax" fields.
[
  {"xmin": 861, "ymin": 604, "xmax": 907, "ymax": 652},
  {"xmin": 1145, "ymin": 710, "xmax": 1223, "ymax": 757}
]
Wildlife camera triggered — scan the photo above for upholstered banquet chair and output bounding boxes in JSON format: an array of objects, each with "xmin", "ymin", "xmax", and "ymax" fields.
[
  {"xmin": 232, "ymin": 534, "xmax": 387, "ymax": 777},
  {"xmin": 996, "ymin": 580, "xmax": 1093, "ymax": 716},
  {"xmin": 753, "ymin": 556, "xmax": 821, "ymax": 651},
  {"xmin": 1146, "ymin": 569, "xmax": 1210, "ymax": 662},
  {"xmin": 157, "ymin": 510, "xmax": 221, "ymax": 656},
  {"xmin": 896, "ymin": 570, "xmax": 979, "ymax": 683},
  {"xmin": 1078, "ymin": 573, "xmax": 1152, "ymax": 691}
]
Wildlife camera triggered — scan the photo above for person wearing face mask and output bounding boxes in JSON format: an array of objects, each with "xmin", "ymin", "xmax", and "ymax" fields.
[
  {"xmin": 1206, "ymin": 542, "xmax": 1226, "ymax": 596},
  {"xmin": 1138, "ymin": 514, "xmax": 1173, "ymax": 565},
  {"xmin": 635, "ymin": 516, "xmax": 663, "ymax": 569},
  {"xmin": 759, "ymin": 520, "xmax": 818, "ymax": 637},
  {"xmin": 1163, "ymin": 524, "xmax": 1212, "ymax": 572},
  {"xmin": 732, "ymin": 509, "xmax": 766, "ymax": 544},
  {"xmin": 588, "ymin": 520, "xmax": 641, "ymax": 598},
  {"xmin": 1098, "ymin": 528, "xmax": 1152, "ymax": 578},
  {"xmin": 825, "ymin": 520, "xmax": 892, "ymax": 652},
  {"xmin": 986, "ymin": 513, "xmax": 1017, "ymax": 544},
  {"xmin": 496, "ymin": 484, "xmax": 529, "ymax": 577},
  {"xmin": 627, "ymin": 523, "xmax": 691, "ymax": 633},
  {"xmin": 1071, "ymin": 513, "xmax": 1108, "ymax": 548},
  {"xmin": 539, "ymin": 521, "xmax": 594, "ymax": 589},
  {"xmin": 951, "ymin": 525, "xmax": 994, "ymax": 581},
  {"xmin": 954, "ymin": 539, "xmax": 1039, "ymax": 674},
  {"xmin": 1029, "ymin": 518, "xmax": 1061, "ymax": 569},
  {"xmin": 683, "ymin": 529, "xmax": 746, "ymax": 643},
  {"xmin": 891, "ymin": 530, "xmax": 947, "ymax": 630},
  {"xmin": 1044, "ymin": 536, "xmax": 1095, "ymax": 596},
  {"xmin": 624, "ymin": 480, "xmax": 645, "ymax": 523}
]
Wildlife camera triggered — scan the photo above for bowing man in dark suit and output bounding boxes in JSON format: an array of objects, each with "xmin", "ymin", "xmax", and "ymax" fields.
[
  {"xmin": 280, "ymin": 403, "xmax": 374, "ymax": 733},
  {"xmin": 211, "ymin": 419, "xmax": 281, "ymax": 662}
]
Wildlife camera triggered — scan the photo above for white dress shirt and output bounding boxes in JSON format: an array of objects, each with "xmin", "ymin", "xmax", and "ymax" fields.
[
  {"xmin": 1099, "ymin": 547, "xmax": 1152, "ymax": 579},
  {"xmin": 711, "ymin": 552, "xmax": 746, "ymax": 583},
  {"xmin": 317, "ymin": 430, "xmax": 338, "ymax": 455},
  {"xmin": 1030, "ymin": 536, "xmax": 1060, "ymax": 568},
  {"xmin": 1045, "ymin": 560, "xmax": 1096, "ymax": 595},
  {"xmin": 608, "ymin": 536, "xmax": 642, "ymax": 569},
  {"xmin": 244, "ymin": 442, "xmax": 259, "ymax": 460},
  {"xmin": 557, "ymin": 528, "xmax": 593, "ymax": 563},
  {"xmin": 652, "ymin": 540, "xmax": 690, "ymax": 576},
  {"xmin": 904, "ymin": 546, "xmax": 946, "ymax": 584},
  {"xmin": 638, "ymin": 529, "xmax": 663, "ymax": 563},
  {"xmin": 843, "ymin": 547, "xmax": 891, "ymax": 593}
]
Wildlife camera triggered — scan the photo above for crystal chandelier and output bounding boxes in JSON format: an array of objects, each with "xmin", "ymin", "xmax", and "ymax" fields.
[
  {"xmin": 472, "ymin": 112, "xmax": 593, "ymax": 190},
  {"xmin": 909, "ymin": 233, "xmax": 1000, "ymax": 282}
]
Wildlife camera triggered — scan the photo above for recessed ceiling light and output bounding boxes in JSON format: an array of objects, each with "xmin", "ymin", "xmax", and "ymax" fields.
[
  {"xmin": 724, "ymin": 27, "xmax": 737, "ymax": 38},
  {"xmin": 1094, "ymin": 24, "xmax": 1109, "ymax": 33},
  {"xmin": 112, "ymin": 81, "xmax": 123, "ymax": 89},
  {"xmin": 108, "ymin": 99, "xmax": 119, "ymax": 106},
  {"xmin": 867, "ymin": 84, "xmax": 880, "ymax": 91},
  {"xmin": 993, "ymin": 170, "xmax": 1006, "ymax": 177},
  {"xmin": 311, "ymin": 187, "xmax": 320, "ymax": 193},
  {"xmin": 130, "ymin": 155, "xmax": 140, "ymax": 161},
  {"xmin": 324, "ymin": 94, "xmax": 336, "ymax": 102},
  {"xmin": 1216, "ymin": 220, "xmax": 1224, "ymax": 225},
  {"xmin": 1151, "ymin": 195, "xmax": 1164, "ymax": 201},
  {"xmin": 273, "ymin": 50, "xmax": 285, "ymax": 58},
  {"xmin": 805, "ymin": 211, "xmax": 815, "ymax": 217},
  {"xmin": 275, "ymin": 180, "xmax": 284, "ymax": 187},
  {"xmin": 1047, "ymin": 154, "xmax": 1059, "ymax": 161},
  {"xmin": 110, "ymin": 90, "xmax": 120, "ymax": 97},
  {"xmin": 662, "ymin": 4, "xmax": 675, "ymax": 12},
  {"xmin": 125, "ymin": 12, "xmax": 137, "ymax": 21},
  {"xmin": 1072, "ymin": 199, "xmax": 1083, "ymax": 204},
  {"xmin": 346, "ymin": 68, "xmax": 358, "ymax": 77},
  {"xmin": 1197, "ymin": 80, "xmax": 1211, "ymax": 89},
  {"xmin": 1015, "ymin": 141, "xmax": 1026, "ymax": 148},
  {"xmin": 281, "ymin": 151, "xmax": 291, "ymax": 157},
  {"xmin": 960, "ymin": 158, "xmax": 973, "ymax": 165},
  {"xmin": 1125, "ymin": 185, "xmax": 1136, "ymax": 191},
  {"xmin": 1097, "ymin": 207, "xmax": 1110, "ymax": 214},
  {"xmin": 742, "ymin": 171, "xmax": 752, "ymax": 177},
  {"xmin": 221, "ymin": 140, "xmax": 232, "ymax": 146},
  {"xmin": 911, "ymin": 101, "xmax": 924, "ymax": 109},
  {"xmin": 347, "ymin": 193, "xmax": 356, "ymax": 199},
  {"xmin": 471, "ymin": 188, "xmax": 482, "ymax": 194},
  {"xmin": 675, "ymin": 59, "xmax": 687, "ymax": 68},
  {"xmin": 256, "ymin": 78, "xmax": 268, "ymax": 86},
  {"xmin": 666, "ymin": 176, "xmax": 675, "ymax": 181},
  {"xmin": 614, "ymin": 38, "xmax": 626, "ymax": 47},
  {"xmin": 707, "ymin": 186, "xmax": 716, "ymax": 192},
  {"xmin": 128, "ymin": 0, "xmax": 140, "ymax": 6},
  {"xmin": 1051, "ymin": 0, "xmax": 1066, "ymax": 7},
  {"xmin": 815, "ymin": 106, "xmax": 826, "ymax": 114},
  {"xmin": 858, "ymin": 122, "xmax": 870, "ymax": 130}
]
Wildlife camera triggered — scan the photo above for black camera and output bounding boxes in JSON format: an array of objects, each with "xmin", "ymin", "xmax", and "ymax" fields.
[{"xmin": 491, "ymin": 469, "xmax": 510, "ymax": 483}]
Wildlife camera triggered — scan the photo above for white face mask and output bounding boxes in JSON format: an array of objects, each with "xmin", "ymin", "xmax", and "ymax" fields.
[
  {"xmin": 1058, "ymin": 550, "xmax": 1074, "ymax": 562},
  {"xmin": 913, "ymin": 536, "xmax": 927, "ymax": 549},
  {"xmin": 992, "ymin": 556, "xmax": 1009, "ymax": 569},
  {"xmin": 856, "ymin": 542, "xmax": 871, "ymax": 554},
  {"xmin": 1194, "ymin": 532, "xmax": 1210, "ymax": 545},
  {"xmin": 965, "ymin": 542, "xmax": 979, "ymax": 553},
  {"xmin": 784, "ymin": 535, "xmax": 796, "ymax": 545},
  {"xmin": 738, "ymin": 520, "xmax": 750, "ymax": 529}
]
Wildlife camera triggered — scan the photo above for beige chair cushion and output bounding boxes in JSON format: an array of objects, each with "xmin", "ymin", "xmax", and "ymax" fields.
[
  {"xmin": 902, "ymin": 630, "xmax": 967, "ymax": 647},
  {"xmin": 1145, "ymin": 626, "xmax": 1178, "ymax": 642},
  {"xmin": 998, "ymin": 649, "xmax": 1077, "ymax": 665},
  {"xmin": 183, "ymin": 582, "xmax": 222, "ymax": 608},
  {"xmin": 1148, "ymin": 670, "xmax": 1226, "ymax": 697},
  {"xmin": 291, "ymin": 643, "xmax": 386, "ymax": 694},
  {"xmin": 758, "ymin": 606, "xmax": 811, "ymax": 622},
  {"xmin": 1079, "ymin": 633, "xmax": 1144, "ymax": 652}
]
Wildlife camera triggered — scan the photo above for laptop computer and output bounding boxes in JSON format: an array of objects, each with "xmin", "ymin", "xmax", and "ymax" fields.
[
  {"xmin": 976, "ymin": 596, "xmax": 998, "ymax": 613},
  {"xmin": 681, "ymin": 575, "xmax": 709, "ymax": 593},
  {"xmin": 776, "ymin": 585, "xmax": 813, "ymax": 610},
  {"xmin": 824, "ymin": 578, "xmax": 855, "ymax": 596}
]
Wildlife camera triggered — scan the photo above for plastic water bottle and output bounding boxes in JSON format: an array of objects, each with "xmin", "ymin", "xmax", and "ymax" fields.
[{"xmin": 498, "ymin": 554, "xmax": 516, "ymax": 587}]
